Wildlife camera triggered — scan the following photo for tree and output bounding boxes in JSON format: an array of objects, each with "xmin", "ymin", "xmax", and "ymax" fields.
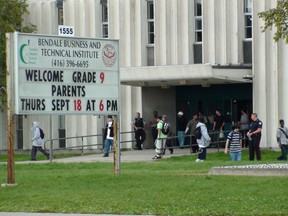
[
  {"xmin": 258, "ymin": 0, "xmax": 288, "ymax": 43},
  {"xmin": 0, "ymin": 0, "xmax": 36, "ymax": 108}
]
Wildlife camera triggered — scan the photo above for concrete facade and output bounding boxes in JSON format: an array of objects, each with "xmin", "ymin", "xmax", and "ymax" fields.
[{"xmin": 0, "ymin": 0, "xmax": 286, "ymax": 151}]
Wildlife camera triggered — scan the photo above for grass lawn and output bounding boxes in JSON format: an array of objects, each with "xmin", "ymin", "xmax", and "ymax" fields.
[{"xmin": 0, "ymin": 149, "xmax": 287, "ymax": 216}]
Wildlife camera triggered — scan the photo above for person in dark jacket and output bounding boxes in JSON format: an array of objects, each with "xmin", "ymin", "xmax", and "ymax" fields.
[
  {"xmin": 246, "ymin": 113, "xmax": 263, "ymax": 161},
  {"xmin": 103, "ymin": 115, "xmax": 114, "ymax": 157},
  {"xmin": 132, "ymin": 112, "xmax": 146, "ymax": 150}
]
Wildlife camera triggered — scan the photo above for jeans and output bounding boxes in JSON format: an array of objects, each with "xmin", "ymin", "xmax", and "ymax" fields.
[
  {"xmin": 198, "ymin": 147, "xmax": 207, "ymax": 160},
  {"xmin": 230, "ymin": 152, "xmax": 242, "ymax": 161},
  {"xmin": 278, "ymin": 144, "xmax": 288, "ymax": 160},
  {"xmin": 177, "ymin": 131, "xmax": 185, "ymax": 147},
  {"xmin": 104, "ymin": 139, "xmax": 113, "ymax": 155},
  {"xmin": 31, "ymin": 146, "xmax": 49, "ymax": 160}
]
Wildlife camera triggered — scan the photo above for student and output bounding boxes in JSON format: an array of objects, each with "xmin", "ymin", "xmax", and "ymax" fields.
[
  {"xmin": 276, "ymin": 119, "xmax": 288, "ymax": 161},
  {"xmin": 195, "ymin": 117, "xmax": 211, "ymax": 162},
  {"xmin": 31, "ymin": 121, "xmax": 49, "ymax": 160},
  {"xmin": 153, "ymin": 115, "xmax": 168, "ymax": 159},
  {"xmin": 176, "ymin": 111, "xmax": 187, "ymax": 148},
  {"xmin": 103, "ymin": 115, "xmax": 114, "ymax": 157},
  {"xmin": 225, "ymin": 123, "xmax": 242, "ymax": 161}
]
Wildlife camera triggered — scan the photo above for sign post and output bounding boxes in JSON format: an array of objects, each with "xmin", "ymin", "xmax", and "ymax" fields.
[{"xmin": 4, "ymin": 33, "xmax": 17, "ymax": 186}]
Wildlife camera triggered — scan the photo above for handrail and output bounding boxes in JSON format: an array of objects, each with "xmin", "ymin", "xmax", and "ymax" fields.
[
  {"xmin": 154, "ymin": 129, "xmax": 248, "ymax": 154},
  {"xmin": 44, "ymin": 129, "xmax": 248, "ymax": 162},
  {"xmin": 44, "ymin": 131, "xmax": 135, "ymax": 162}
]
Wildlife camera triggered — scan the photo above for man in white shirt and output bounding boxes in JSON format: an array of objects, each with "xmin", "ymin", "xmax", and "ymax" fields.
[{"xmin": 276, "ymin": 119, "xmax": 288, "ymax": 161}]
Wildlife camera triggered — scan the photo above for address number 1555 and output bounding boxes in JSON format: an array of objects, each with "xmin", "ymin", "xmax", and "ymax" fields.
[{"xmin": 58, "ymin": 25, "xmax": 74, "ymax": 37}]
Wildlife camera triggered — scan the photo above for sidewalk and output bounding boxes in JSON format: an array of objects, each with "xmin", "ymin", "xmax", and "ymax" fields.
[{"xmin": 1, "ymin": 148, "xmax": 196, "ymax": 165}]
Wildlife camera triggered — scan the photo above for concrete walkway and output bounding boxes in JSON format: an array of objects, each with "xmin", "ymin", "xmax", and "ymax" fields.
[{"xmin": 1, "ymin": 148, "xmax": 193, "ymax": 164}]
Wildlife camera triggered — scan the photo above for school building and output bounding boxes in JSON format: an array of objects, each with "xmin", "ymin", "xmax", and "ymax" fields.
[{"xmin": 0, "ymin": 0, "xmax": 286, "ymax": 151}]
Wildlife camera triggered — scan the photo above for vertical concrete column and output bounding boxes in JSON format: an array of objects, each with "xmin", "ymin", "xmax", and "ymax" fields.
[
  {"xmin": 203, "ymin": 0, "xmax": 216, "ymax": 64},
  {"xmin": 154, "ymin": 0, "xmax": 167, "ymax": 66},
  {"xmin": 228, "ymin": 0, "xmax": 242, "ymax": 64},
  {"xmin": 109, "ymin": 0, "xmax": 120, "ymax": 39},
  {"xmin": 166, "ymin": 0, "xmax": 177, "ymax": 65},
  {"xmin": 63, "ymin": 0, "xmax": 76, "ymax": 28},
  {"xmin": 278, "ymin": 41, "xmax": 288, "ymax": 121},
  {"xmin": 252, "ymin": 0, "xmax": 268, "ymax": 147},
  {"xmin": 177, "ymin": 0, "xmax": 190, "ymax": 64},
  {"xmin": 264, "ymin": 0, "xmax": 278, "ymax": 148},
  {"xmin": 85, "ymin": 0, "xmax": 97, "ymax": 37},
  {"xmin": 132, "ymin": 0, "xmax": 143, "ymax": 66}
]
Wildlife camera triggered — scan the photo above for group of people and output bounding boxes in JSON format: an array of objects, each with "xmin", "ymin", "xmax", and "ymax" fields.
[
  {"xmin": 30, "ymin": 110, "xmax": 287, "ymax": 163},
  {"xmin": 177, "ymin": 110, "xmax": 226, "ymax": 152}
]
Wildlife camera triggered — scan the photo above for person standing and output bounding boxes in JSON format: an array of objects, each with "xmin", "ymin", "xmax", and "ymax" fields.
[
  {"xmin": 31, "ymin": 121, "xmax": 49, "ymax": 160},
  {"xmin": 185, "ymin": 113, "xmax": 199, "ymax": 152},
  {"xmin": 153, "ymin": 115, "xmax": 168, "ymax": 159},
  {"xmin": 212, "ymin": 109, "xmax": 225, "ymax": 146},
  {"xmin": 276, "ymin": 119, "xmax": 288, "ymax": 161},
  {"xmin": 132, "ymin": 112, "xmax": 146, "ymax": 150},
  {"xmin": 177, "ymin": 111, "xmax": 187, "ymax": 148},
  {"xmin": 246, "ymin": 113, "xmax": 263, "ymax": 161},
  {"xmin": 206, "ymin": 111, "xmax": 215, "ymax": 131},
  {"xmin": 149, "ymin": 111, "xmax": 158, "ymax": 146},
  {"xmin": 103, "ymin": 115, "xmax": 114, "ymax": 157},
  {"xmin": 239, "ymin": 109, "xmax": 250, "ymax": 147},
  {"xmin": 195, "ymin": 117, "xmax": 211, "ymax": 162},
  {"xmin": 239, "ymin": 109, "xmax": 249, "ymax": 130},
  {"xmin": 224, "ymin": 123, "xmax": 242, "ymax": 161}
]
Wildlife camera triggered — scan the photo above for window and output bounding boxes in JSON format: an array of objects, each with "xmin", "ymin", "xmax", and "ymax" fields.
[
  {"xmin": 102, "ymin": 3, "xmax": 108, "ymax": 38},
  {"xmin": 147, "ymin": 1, "xmax": 154, "ymax": 44},
  {"xmin": 57, "ymin": 0, "xmax": 64, "ymax": 25},
  {"xmin": 244, "ymin": 0, "xmax": 252, "ymax": 39},
  {"xmin": 194, "ymin": 0, "xmax": 202, "ymax": 43}
]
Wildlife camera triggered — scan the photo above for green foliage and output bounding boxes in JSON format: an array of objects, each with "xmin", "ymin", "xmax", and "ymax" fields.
[
  {"xmin": 258, "ymin": 0, "xmax": 288, "ymax": 43},
  {"xmin": 0, "ymin": 150, "xmax": 287, "ymax": 215},
  {"xmin": 0, "ymin": 0, "xmax": 36, "ymax": 109}
]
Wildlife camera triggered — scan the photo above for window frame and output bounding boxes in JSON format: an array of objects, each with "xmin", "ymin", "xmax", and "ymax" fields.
[
  {"xmin": 194, "ymin": 0, "xmax": 203, "ymax": 43},
  {"xmin": 102, "ymin": 3, "xmax": 108, "ymax": 38},
  {"xmin": 244, "ymin": 0, "xmax": 252, "ymax": 39},
  {"xmin": 147, "ymin": 0, "xmax": 154, "ymax": 45}
]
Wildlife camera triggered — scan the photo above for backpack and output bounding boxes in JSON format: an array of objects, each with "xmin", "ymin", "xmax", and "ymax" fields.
[
  {"xmin": 161, "ymin": 121, "xmax": 170, "ymax": 135},
  {"xmin": 39, "ymin": 128, "xmax": 45, "ymax": 139},
  {"xmin": 194, "ymin": 126, "xmax": 202, "ymax": 139}
]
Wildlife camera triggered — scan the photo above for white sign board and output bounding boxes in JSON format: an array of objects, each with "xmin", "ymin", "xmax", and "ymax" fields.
[{"xmin": 12, "ymin": 33, "xmax": 119, "ymax": 115}]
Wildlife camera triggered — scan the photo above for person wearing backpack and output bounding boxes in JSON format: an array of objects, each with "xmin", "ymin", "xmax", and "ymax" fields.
[
  {"xmin": 153, "ymin": 115, "xmax": 168, "ymax": 159},
  {"xmin": 276, "ymin": 119, "xmax": 288, "ymax": 161},
  {"xmin": 195, "ymin": 117, "xmax": 211, "ymax": 162},
  {"xmin": 224, "ymin": 123, "xmax": 242, "ymax": 161},
  {"xmin": 31, "ymin": 121, "xmax": 49, "ymax": 160}
]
